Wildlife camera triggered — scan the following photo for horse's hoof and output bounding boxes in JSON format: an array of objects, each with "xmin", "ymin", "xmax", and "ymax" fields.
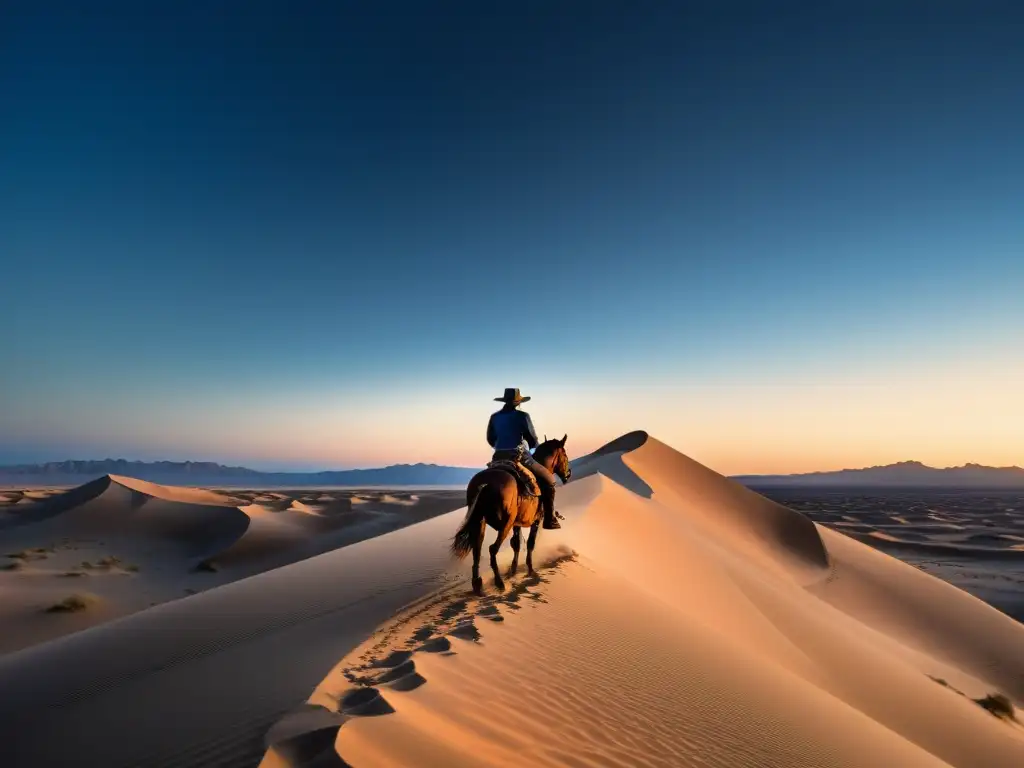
[
  {"xmin": 472, "ymin": 577, "xmax": 484, "ymax": 595},
  {"xmin": 505, "ymin": 567, "xmax": 518, "ymax": 579},
  {"xmin": 493, "ymin": 578, "xmax": 506, "ymax": 593}
]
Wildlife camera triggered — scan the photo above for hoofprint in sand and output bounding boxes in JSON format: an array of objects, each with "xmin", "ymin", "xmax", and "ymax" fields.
[
  {"xmin": 0, "ymin": 476, "xmax": 463, "ymax": 654},
  {"xmin": 261, "ymin": 432, "xmax": 1024, "ymax": 768}
]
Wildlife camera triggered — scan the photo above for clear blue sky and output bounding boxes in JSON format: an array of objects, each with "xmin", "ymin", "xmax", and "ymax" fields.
[{"xmin": 2, "ymin": 2, "xmax": 1022, "ymax": 472}]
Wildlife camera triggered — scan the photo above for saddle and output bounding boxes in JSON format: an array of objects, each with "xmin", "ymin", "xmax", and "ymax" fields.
[{"xmin": 487, "ymin": 457, "xmax": 541, "ymax": 497}]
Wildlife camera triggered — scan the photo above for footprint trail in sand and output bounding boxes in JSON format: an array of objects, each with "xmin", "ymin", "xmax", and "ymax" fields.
[{"xmin": 262, "ymin": 556, "xmax": 573, "ymax": 767}]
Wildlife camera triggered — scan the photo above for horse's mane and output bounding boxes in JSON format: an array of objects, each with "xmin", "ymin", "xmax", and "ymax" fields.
[{"xmin": 533, "ymin": 439, "xmax": 563, "ymax": 462}]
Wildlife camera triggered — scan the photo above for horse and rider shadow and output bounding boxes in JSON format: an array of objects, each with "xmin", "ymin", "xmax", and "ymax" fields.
[{"xmin": 451, "ymin": 388, "xmax": 571, "ymax": 595}]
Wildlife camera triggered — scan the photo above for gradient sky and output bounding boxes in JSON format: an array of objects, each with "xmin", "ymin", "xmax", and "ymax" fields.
[{"xmin": 2, "ymin": 2, "xmax": 1022, "ymax": 473}]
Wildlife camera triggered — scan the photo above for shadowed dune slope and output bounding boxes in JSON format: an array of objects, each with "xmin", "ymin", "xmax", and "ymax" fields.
[
  {"xmin": 573, "ymin": 431, "xmax": 830, "ymax": 582},
  {"xmin": 0, "ymin": 479, "xmax": 467, "ymax": 655},
  {"xmin": 0, "ymin": 474, "xmax": 250, "ymax": 558},
  {"xmin": 0, "ymin": 475, "xmax": 371, "ymax": 568}
]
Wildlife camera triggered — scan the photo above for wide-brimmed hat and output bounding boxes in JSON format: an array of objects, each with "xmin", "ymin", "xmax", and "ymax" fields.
[{"xmin": 494, "ymin": 387, "xmax": 531, "ymax": 404}]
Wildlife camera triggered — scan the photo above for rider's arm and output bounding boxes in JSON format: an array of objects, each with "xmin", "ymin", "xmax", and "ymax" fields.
[
  {"xmin": 521, "ymin": 411, "xmax": 539, "ymax": 449},
  {"xmin": 486, "ymin": 413, "xmax": 497, "ymax": 448}
]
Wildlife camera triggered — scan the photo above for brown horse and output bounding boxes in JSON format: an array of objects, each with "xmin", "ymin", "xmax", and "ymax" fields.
[{"xmin": 451, "ymin": 435, "xmax": 571, "ymax": 595}]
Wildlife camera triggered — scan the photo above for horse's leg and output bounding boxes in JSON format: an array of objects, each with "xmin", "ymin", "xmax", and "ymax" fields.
[
  {"xmin": 489, "ymin": 507, "xmax": 516, "ymax": 593},
  {"xmin": 506, "ymin": 528, "xmax": 521, "ymax": 579},
  {"xmin": 471, "ymin": 499, "xmax": 490, "ymax": 596},
  {"xmin": 526, "ymin": 520, "xmax": 540, "ymax": 577}
]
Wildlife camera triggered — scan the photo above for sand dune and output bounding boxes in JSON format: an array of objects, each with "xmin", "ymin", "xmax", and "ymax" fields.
[
  {"xmin": 855, "ymin": 530, "xmax": 1024, "ymax": 559},
  {"xmin": 769, "ymin": 487, "xmax": 1024, "ymax": 625},
  {"xmin": 0, "ymin": 477, "xmax": 463, "ymax": 654},
  {"xmin": 1, "ymin": 433, "xmax": 1022, "ymax": 767},
  {"xmin": 266, "ymin": 433, "xmax": 1024, "ymax": 767}
]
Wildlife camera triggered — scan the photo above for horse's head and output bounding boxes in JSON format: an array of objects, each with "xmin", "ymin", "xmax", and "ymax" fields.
[{"xmin": 539, "ymin": 434, "xmax": 571, "ymax": 484}]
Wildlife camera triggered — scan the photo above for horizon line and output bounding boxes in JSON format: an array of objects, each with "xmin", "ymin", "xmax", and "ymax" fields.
[{"xmin": 2, "ymin": 455, "xmax": 1023, "ymax": 477}]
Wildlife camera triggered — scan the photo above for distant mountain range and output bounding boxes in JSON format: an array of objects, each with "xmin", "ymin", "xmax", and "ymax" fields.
[
  {"xmin": 0, "ymin": 459, "xmax": 479, "ymax": 487},
  {"xmin": 733, "ymin": 461, "xmax": 1024, "ymax": 488},
  {"xmin": 5, "ymin": 457, "xmax": 1024, "ymax": 490}
]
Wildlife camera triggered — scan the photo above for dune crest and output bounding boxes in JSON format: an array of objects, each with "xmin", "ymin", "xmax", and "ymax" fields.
[
  {"xmin": 106, "ymin": 474, "xmax": 244, "ymax": 505},
  {"xmin": 573, "ymin": 431, "xmax": 830, "ymax": 582}
]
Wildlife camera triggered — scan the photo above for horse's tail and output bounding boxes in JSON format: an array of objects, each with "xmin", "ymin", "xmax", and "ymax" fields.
[{"xmin": 451, "ymin": 486, "xmax": 486, "ymax": 560}]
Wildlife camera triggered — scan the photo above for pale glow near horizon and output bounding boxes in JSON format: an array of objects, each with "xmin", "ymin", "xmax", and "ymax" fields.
[
  {"xmin": 5, "ymin": 344, "xmax": 1021, "ymax": 475},
  {"xmin": 86, "ymin": 377, "xmax": 1024, "ymax": 475}
]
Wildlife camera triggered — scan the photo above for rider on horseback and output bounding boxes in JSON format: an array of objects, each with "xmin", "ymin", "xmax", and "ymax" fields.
[{"xmin": 486, "ymin": 388, "xmax": 562, "ymax": 530}]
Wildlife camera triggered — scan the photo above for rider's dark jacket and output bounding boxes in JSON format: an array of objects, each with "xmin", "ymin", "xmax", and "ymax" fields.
[{"xmin": 486, "ymin": 408, "xmax": 539, "ymax": 454}]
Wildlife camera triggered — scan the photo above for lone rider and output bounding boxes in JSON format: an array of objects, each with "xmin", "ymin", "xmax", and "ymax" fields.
[{"xmin": 486, "ymin": 388, "xmax": 562, "ymax": 530}]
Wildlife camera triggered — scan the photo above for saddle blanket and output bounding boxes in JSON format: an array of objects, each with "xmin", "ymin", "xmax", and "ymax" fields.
[{"xmin": 487, "ymin": 459, "xmax": 541, "ymax": 497}]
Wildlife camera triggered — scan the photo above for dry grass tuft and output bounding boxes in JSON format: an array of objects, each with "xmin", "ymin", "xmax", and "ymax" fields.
[
  {"xmin": 45, "ymin": 593, "xmax": 95, "ymax": 613},
  {"xmin": 7, "ymin": 548, "xmax": 50, "ymax": 562},
  {"xmin": 975, "ymin": 693, "xmax": 1016, "ymax": 721}
]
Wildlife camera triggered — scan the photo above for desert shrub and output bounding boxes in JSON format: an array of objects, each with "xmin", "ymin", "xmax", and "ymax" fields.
[
  {"xmin": 975, "ymin": 693, "xmax": 1016, "ymax": 721},
  {"xmin": 45, "ymin": 594, "xmax": 93, "ymax": 613},
  {"xmin": 7, "ymin": 549, "xmax": 48, "ymax": 562}
]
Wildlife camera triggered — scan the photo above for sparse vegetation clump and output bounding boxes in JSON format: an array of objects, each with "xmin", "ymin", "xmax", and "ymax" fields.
[
  {"xmin": 7, "ymin": 547, "xmax": 51, "ymax": 562},
  {"xmin": 927, "ymin": 675, "xmax": 965, "ymax": 696},
  {"xmin": 45, "ymin": 594, "xmax": 94, "ymax": 613},
  {"xmin": 975, "ymin": 693, "xmax": 1016, "ymax": 721},
  {"xmin": 1, "ymin": 561, "xmax": 24, "ymax": 571},
  {"xmin": 929, "ymin": 675, "xmax": 1018, "ymax": 723},
  {"xmin": 194, "ymin": 560, "xmax": 219, "ymax": 573},
  {"xmin": 77, "ymin": 555, "xmax": 138, "ymax": 573}
]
